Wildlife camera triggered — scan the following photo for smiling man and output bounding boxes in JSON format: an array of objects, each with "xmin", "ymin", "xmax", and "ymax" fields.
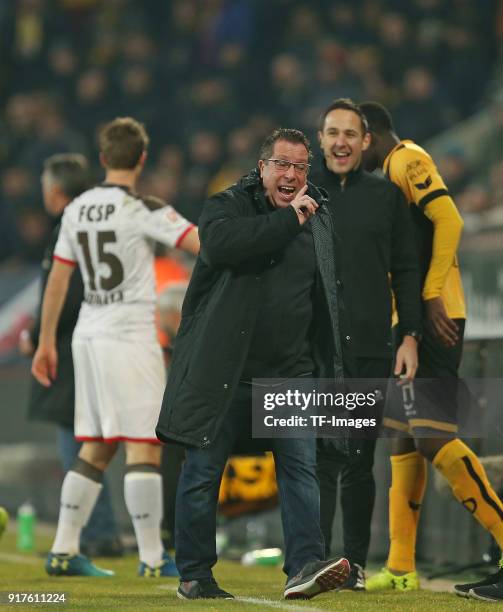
[
  {"xmin": 156, "ymin": 128, "xmax": 351, "ymax": 600},
  {"xmin": 310, "ymin": 98, "xmax": 421, "ymax": 590}
]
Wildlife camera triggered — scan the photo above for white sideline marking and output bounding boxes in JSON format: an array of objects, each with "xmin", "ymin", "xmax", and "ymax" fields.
[
  {"xmin": 0, "ymin": 552, "xmax": 40, "ymax": 565},
  {"xmin": 157, "ymin": 585, "xmax": 324, "ymax": 610},
  {"xmin": 239, "ymin": 596, "xmax": 324, "ymax": 611}
]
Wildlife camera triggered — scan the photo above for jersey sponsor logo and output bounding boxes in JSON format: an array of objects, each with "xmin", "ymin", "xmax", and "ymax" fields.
[
  {"xmin": 406, "ymin": 159, "xmax": 429, "ymax": 181},
  {"xmin": 414, "ymin": 175, "xmax": 432, "ymax": 190},
  {"xmin": 85, "ymin": 290, "xmax": 124, "ymax": 305},
  {"xmin": 78, "ymin": 203, "xmax": 116, "ymax": 222},
  {"xmin": 406, "ymin": 160, "xmax": 423, "ymax": 170}
]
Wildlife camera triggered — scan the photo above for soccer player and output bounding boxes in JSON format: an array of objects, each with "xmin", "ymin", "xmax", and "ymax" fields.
[
  {"xmin": 32, "ymin": 117, "xmax": 199, "ymax": 577},
  {"xmin": 20, "ymin": 153, "xmax": 123, "ymax": 558},
  {"xmin": 360, "ymin": 101, "xmax": 503, "ymax": 598}
]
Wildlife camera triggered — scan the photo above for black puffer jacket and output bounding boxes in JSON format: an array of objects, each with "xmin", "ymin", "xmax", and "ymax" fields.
[{"xmin": 156, "ymin": 169, "xmax": 347, "ymax": 448}]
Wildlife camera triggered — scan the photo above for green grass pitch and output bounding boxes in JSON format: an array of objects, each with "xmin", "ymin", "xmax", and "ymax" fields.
[{"xmin": 0, "ymin": 531, "xmax": 499, "ymax": 610}]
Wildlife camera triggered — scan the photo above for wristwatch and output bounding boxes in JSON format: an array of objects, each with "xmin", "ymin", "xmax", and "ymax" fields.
[{"xmin": 403, "ymin": 330, "xmax": 422, "ymax": 342}]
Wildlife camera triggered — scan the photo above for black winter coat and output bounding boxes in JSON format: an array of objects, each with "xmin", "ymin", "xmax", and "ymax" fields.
[
  {"xmin": 27, "ymin": 224, "xmax": 83, "ymax": 428},
  {"xmin": 310, "ymin": 163, "xmax": 421, "ymax": 358},
  {"xmin": 156, "ymin": 169, "xmax": 347, "ymax": 448}
]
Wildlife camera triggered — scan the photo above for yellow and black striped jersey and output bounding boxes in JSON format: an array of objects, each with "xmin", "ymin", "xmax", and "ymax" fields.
[{"xmin": 384, "ymin": 140, "xmax": 466, "ymax": 319}]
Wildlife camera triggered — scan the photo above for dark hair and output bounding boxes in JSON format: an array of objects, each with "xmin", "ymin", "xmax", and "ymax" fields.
[
  {"xmin": 43, "ymin": 153, "xmax": 89, "ymax": 199},
  {"xmin": 99, "ymin": 117, "xmax": 149, "ymax": 169},
  {"xmin": 320, "ymin": 98, "xmax": 369, "ymax": 133},
  {"xmin": 358, "ymin": 101, "xmax": 394, "ymax": 133},
  {"xmin": 259, "ymin": 128, "xmax": 312, "ymax": 162}
]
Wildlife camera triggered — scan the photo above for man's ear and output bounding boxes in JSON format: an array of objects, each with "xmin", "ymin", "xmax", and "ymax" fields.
[
  {"xmin": 99, "ymin": 152, "xmax": 107, "ymax": 168},
  {"xmin": 362, "ymin": 131, "xmax": 372, "ymax": 152},
  {"xmin": 46, "ymin": 183, "xmax": 67, "ymax": 215},
  {"xmin": 258, "ymin": 159, "xmax": 265, "ymax": 178},
  {"xmin": 317, "ymin": 130, "xmax": 323, "ymax": 146}
]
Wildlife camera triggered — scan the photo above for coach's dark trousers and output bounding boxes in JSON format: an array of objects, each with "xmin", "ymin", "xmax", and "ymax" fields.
[
  {"xmin": 317, "ymin": 358, "xmax": 390, "ymax": 567},
  {"xmin": 175, "ymin": 383, "xmax": 324, "ymax": 581}
]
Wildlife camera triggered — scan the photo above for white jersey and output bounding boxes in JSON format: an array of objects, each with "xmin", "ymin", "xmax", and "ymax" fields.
[{"xmin": 54, "ymin": 184, "xmax": 193, "ymax": 340}]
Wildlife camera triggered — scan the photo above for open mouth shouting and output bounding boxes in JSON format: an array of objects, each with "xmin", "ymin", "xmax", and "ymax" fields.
[
  {"xmin": 260, "ymin": 140, "xmax": 311, "ymax": 208},
  {"xmin": 277, "ymin": 184, "xmax": 297, "ymax": 203}
]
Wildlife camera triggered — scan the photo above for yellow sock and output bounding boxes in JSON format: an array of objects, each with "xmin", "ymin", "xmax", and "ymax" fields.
[
  {"xmin": 387, "ymin": 451, "xmax": 427, "ymax": 573},
  {"xmin": 433, "ymin": 439, "xmax": 503, "ymax": 549}
]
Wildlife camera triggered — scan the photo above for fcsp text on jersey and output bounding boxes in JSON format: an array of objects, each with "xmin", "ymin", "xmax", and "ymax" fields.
[{"xmin": 78, "ymin": 203, "xmax": 116, "ymax": 222}]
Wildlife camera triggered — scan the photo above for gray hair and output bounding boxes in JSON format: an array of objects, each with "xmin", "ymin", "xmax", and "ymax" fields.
[{"xmin": 43, "ymin": 153, "xmax": 90, "ymax": 199}]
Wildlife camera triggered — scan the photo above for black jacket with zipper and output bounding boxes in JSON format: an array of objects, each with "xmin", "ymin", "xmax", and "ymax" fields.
[
  {"xmin": 156, "ymin": 168, "xmax": 348, "ymax": 448},
  {"xmin": 310, "ymin": 162, "xmax": 421, "ymax": 359}
]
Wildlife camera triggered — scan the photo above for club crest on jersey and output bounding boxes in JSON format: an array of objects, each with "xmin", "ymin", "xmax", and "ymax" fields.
[{"xmin": 166, "ymin": 209, "xmax": 180, "ymax": 223}]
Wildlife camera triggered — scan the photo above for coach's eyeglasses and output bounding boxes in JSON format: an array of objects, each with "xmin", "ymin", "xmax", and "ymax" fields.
[{"xmin": 265, "ymin": 159, "xmax": 311, "ymax": 174}]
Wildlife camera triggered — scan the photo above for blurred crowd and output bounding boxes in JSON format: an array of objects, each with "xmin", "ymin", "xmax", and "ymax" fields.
[
  {"xmin": 443, "ymin": 98, "xmax": 503, "ymax": 233},
  {"xmin": 1, "ymin": 0, "xmax": 502, "ymax": 265}
]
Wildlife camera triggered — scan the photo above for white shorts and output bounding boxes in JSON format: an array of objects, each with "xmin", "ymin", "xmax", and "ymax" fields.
[{"xmin": 72, "ymin": 337, "xmax": 166, "ymax": 443}]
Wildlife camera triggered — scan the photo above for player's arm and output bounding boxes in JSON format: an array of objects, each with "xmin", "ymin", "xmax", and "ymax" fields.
[
  {"xmin": 389, "ymin": 187, "xmax": 421, "ymax": 380},
  {"xmin": 396, "ymin": 150, "xmax": 462, "ymax": 346},
  {"xmin": 177, "ymin": 226, "xmax": 199, "ymax": 256},
  {"xmin": 31, "ymin": 260, "xmax": 75, "ymax": 386},
  {"xmin": 422, "ymin": 195, "xmax": 463, "ymax": 345},
  {"xmin": 138, "ymin": 196, "xmax": 200, "ymax": 256}
]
